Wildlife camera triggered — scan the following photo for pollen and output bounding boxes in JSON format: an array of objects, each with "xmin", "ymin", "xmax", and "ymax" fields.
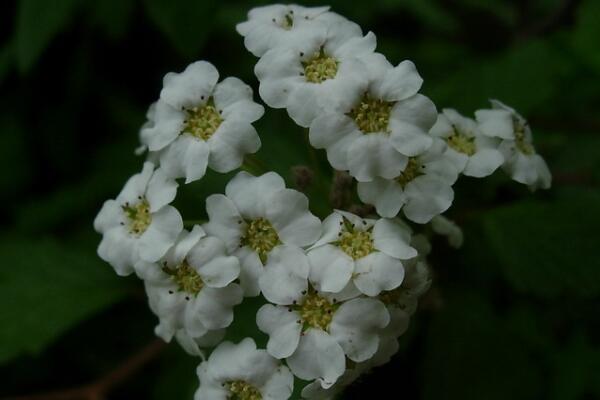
[
  {"xmin": 447, "ymin": 127, "xmax": 476, "ymax": 156},
  {"xmin": 335, "ymin": 218, "xmax": 374, "ymax": 260},
  {"xmin": 122, "ymin": 199, "xmax": 152, "ymax": 236},
  {"xmin": 241, "ymin": 218, "xmax": 281, "ymax": 263},
  {"xmin": 163, "ymin": 260, "xmax": 204, "ymax": 295},
  {"xmin": 514, "ymin": 120, "xmax": 535, "ymax": 155},
  {"xmin": 182, "ymin": 98, "xmax": 223, "ymax": 140},
  {"xmin": 349, "ymin": 94, "xmax": 394, "ymax": 134},
  {"xmin": 225, "ymin": 380, "xmax": 262, "ymax": 400},
  {"xmin": 395, "ymin": 157, "xmax": 423, "ymax": 188},
  {"xmin": 302, "ymin": 48, "xmax": 338, "ymax": 84},
  {"xmin": 295, "ymin": 290, "xmax": 337, "ymax": 331}
]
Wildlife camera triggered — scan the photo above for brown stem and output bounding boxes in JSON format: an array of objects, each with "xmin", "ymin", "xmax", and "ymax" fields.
[{"xmin": 4, "ymin": 339, "xmax": 166, "ymax": 400}]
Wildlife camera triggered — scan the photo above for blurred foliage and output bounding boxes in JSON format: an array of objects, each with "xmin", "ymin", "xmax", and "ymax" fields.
[{"xmin": 0, "ymin": 0, "xmax": 599, "ymax": 399}]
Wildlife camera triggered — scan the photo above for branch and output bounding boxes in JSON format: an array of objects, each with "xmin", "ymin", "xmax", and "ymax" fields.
[{"xmin": 4, "ymin": 339, "xmax": 166, "ymax": 400}]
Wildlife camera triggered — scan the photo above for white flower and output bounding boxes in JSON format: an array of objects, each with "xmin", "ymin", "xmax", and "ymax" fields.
[
  {"xmin": 475, "ymin": 99, "xmax": 551, "ymax": 190},
  {"xmin": 236, "ymin": 4, "xmax": 341, "ymax": 57},
  {"xmin": 255, "ymin": 20, "xmax": 379, "ymax": 127},
  {"xmin": 431, "ymin": 215, "xmax": 463, "ymax": 248},
  {"xmin": 195, "ymin": 338, "xmax": 294, "ymax": 400},
  {"xmin": 307, "ymin": 210, "xmax": 417, "ymax": 296},
  {"xmin": 356, "ymin": 138, "xmax": 456, "ymax": 223},
  {"xmin": 140, "ymin": 225, "xmax": 243, "ymax": 350},
  {"xmin": 140, "ymin": 61, "xmax": 264, "ymax": 183},
  {"xmin": 203, "ymin": 171, "xmax": 321, "ymax": 296},
  {"xmin": 256, "ymin": 248, "xmax": 390, "ymax": 388},
  {"xmin": 309, "ymin": 58, "xmax": 438, "ymax": 181},
  {"xmin": 430, "ymin": 108, "xmax": 504, "ymax": 178},
  {"xmin": 94, "ymin": 162, "xmax": 182, "ymax": 276}
]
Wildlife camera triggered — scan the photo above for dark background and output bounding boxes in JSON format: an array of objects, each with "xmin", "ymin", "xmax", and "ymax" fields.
[{"xmin": 1, "ymin": 0, "xmax": 599, "ymax": 399}]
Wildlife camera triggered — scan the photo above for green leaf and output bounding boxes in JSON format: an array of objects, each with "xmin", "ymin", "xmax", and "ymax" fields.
[
  {"xmin": 15, "ymin": 0, "xmax": 82, "ymax": 73},
  {"xmin": 143, "ymin": 0, "xmax": 217, "ymax": 57},
  {"xmin": 422, "ymin": 293, "xmax": 543, "ymax": 400},
  {"xmin": 482, "ymin": 189, "xmax": 600, "ymax": 298},
  {"xmin": 571, "ymin": 0, "xmax": 600, "ymax": 72},
  {"xmin": 0, "ymin": 238, "xmax": 130, "ymax": 364}
]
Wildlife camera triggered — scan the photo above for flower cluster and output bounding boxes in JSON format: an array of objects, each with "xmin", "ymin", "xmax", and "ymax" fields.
[{"xmin": 94, "ymin": 3, "xmax": 552, "ymax": 399}]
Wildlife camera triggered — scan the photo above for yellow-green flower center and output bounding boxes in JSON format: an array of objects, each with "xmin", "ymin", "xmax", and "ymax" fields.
[
  {"xmin": 396, "ymin": 157, "xmax": 423, "ymax": 188},
  {"xmin": 302, "ymin": 48, "xmax": 338, "ymax": 84},
  {"xmin": 182, "ymin": 98, "xmax": 222, "ymax": 140},
  {"xmin": 225, "ymin": 380, "xmax": 262, "ymax": 400},
  {"xmin": 295, "ymin": 291, "xmax": 337, "ymax": 331},
  {"xmin": 348, "ymin": 94, "xmax": 394, "ymax": 134},
  {"xmin": 514, "ymin": 120, "xmax": 535, "ymax": 155},
  {"xmin": 447, "ymin": 128, "xmax": 476, "ymax": 156},
  {"xmin": 335, "ymin": 218, "xmax": 374, "ymax": 260},
  {"xmin": 163, "ymin": 260, "xmax": 204, "ymax": 295},
  {"xmin": 241, "ymin": 218, "xmax": 281, "ymax": 263},
  {"xmin": 122, "ymin": 199, "xmax": 152, "ymax": 236}
]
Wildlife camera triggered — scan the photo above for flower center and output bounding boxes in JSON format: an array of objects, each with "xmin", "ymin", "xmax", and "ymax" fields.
[
  {"xmin": 395, "ymin": 157, "xmax": 423, "ymax": 188},
  {"xmin": 447, "ymin": 127, "xmax": 476, "ymax": 155},
  {"xmin": 296, "ymin": 291, "xmax": 337, "ymax": 331},
  {"xmin": 163, "ymin": 260, "xmax": 204, "ymax": 295},
  {"xmin": 241, "ymin": 218, "xmax": 281, "ymax": 263},
  {"xmin": 182, "ymin": 98, "xmax": 222, "ymax": 140},
  {"xmin": 348, "ymin": 94, "xmax": 394, "ymax": 134},
  {"xmin": 225, "ymin": 380, "xmax": 262, "ymax": 400},
  {"xmin": 335, "ymin": 218, "xmax": 374, "ymax": 260},
  {"xmin": 122, "ymin": 199, "xmax": 152, "ymax": 236},
  {"xmin": 514, "ymin": 120, "xmax": 535, "ymax": 155},
  {"xmin": 302, "ymin": 48, "xmax": 338, "ymax": 84}
]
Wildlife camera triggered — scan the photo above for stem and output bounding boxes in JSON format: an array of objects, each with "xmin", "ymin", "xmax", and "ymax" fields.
[{"xmin": 4, "ymin": 339, "xmax": 166, "ymax": 400}]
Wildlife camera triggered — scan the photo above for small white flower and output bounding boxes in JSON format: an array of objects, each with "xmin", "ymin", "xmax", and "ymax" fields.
[
  {"xmin": 195, "ymin": 338, "xmax": 294, "ymax": 400},
  {"xmin": 203, "ymin": 171, "xmax": 321, "ymax": 296},
  {"xmin": 257, "ymin": 248, "xmax": 390, "ymax": 388},
  {"xmin": 140, "ymin": 61, "xmax": 264, "ymax": 183},
  {"xmin": 430, "ymin": 108, "xmax": 504, "ymax": 178},
  {"xmin": 140, "ymin": 226, "xmax": 243, "ymax": 349},
  {"xmin": 475, "ymin": 99, "xmax": 551, "ymax": 190},
  {"xmin": 431, "ymin": 215, "xmax": 463, "ymax": 248},
  {"xmin": 94, "ymin": 162, "xmax": 182, "ymax": 276},
  {"xmin": 255, "ymin": 20, "xmax": 378, "ymax": 127},
  {"xmin": 356, "ymin": 138, "xmax": 456, "ymax": 223},
  {"xmin": 236, "ymin": 4, "xmax": 339, "ymax": 57},
  {"xmin": 307, "ymin": 210, "xmax": 417, "ymax": 296},
  {"xmin": 309, "ymin": 59, "xmax": 438, "ymax": 181}
]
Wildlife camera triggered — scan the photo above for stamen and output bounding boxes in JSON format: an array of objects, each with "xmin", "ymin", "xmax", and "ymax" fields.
[
  {"xmin": 334, "ymin": 217, "xmax": 374, "ymax": 260},
  {"xmin": 395, "ymin": 157, "xmax": 423, "ymax": 188},
  {"xmin": 122, "ymin": 199, "xmax": 152, "ymax": 236},
  {"xmin": 182, "ymin": 98, "xmax": 223, "ymax": 140},
  {"xmin": 447, "ymin": 125, "xmax": 476, "ymax": 155},
  {"xmin": 225, "ymin": 380, "xmax": 262, "ymax": 400},
  {"xmin": 294, "ymin": 289, "xmax": 337, "ymax": 331},
  {"xmin": 240, "ymin": 218, "xmax": 281, "ymax": 263},
  {"xmin": 513, "ymin": 118, "xmax": 535, "ymax": 155},
  {"xmin": 302, "ymin": 47, "xmax": 338, "ymax": 84},
  {"xmin": 162, "ymin": 260, "xmax": 204, "ymax": 295},
  {"xmin": 348, "ymin": 93, "xmax": 394, "ymax": 134}
]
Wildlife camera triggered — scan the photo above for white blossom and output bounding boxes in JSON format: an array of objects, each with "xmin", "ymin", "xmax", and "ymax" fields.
[
  {"xmin": 94, "ymin": 162, "xmax": 182, "ymax": 276},
  {"xmin": 195, "ymin": 338, "xmax": 294, "ymax": 400},
  {"xmin": 430, "ymin": 108, "xmax": 504, "ymax": 178},
  {"xmin": 357, "ymin": 138, "xmax": 456, "ymax": 223},
  {"xmin": 309, "ymin": 58, "xmax": 438, "ymax": 181},
  {"xmin": 139, "ymin": 226, "xmax": 243, "ymax": 352},
  {"xmin": 431, "ymin": 215, "xmax": 464, "ymax": 248},
  {"xmin": 475, "ymin": 99, "xmax": 551, "ymax": 190},
  {"xmin": 254, "ymin": 19, "xmax": 379, "ymax": 127},
  {"xmin": 203, "ymin": 171, "xmax": 321, "ymax": 296},
  {"xmin": 257, "ymin": 248, "xmax": 390, "ymax": 388},
  {"xmin": 307, "ymin": 210, "xmax": 417, "ymax": 296},
  {"xmin": 236, "ymin": 4, "xmax": 343, "ymax": 57},
  {"xmin": 140, "ymin": 61, "xmax": 263, "ymax": 183}
]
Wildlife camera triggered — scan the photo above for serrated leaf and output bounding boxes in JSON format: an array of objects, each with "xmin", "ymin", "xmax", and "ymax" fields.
[
  {"xmin": 15, "ymin": 0, "xmax": 82, "ymax": 73},
  {"xmin": 0, "ymin": 238, "xmax": 130, "ymax": 364},
  {"xmin": 143, "ymin": 0, "xmax": 216, "ymax": 57},
  {"xmin": 482, "ymin": 189, "xmax": 600, "ymax": 298}
]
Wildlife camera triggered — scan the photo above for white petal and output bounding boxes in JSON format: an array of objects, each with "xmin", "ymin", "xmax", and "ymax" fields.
[
  {"xmin": 475, "ymin": 108, "xmax": 515, "ymax": 139},
  {"xmin": 356, "ymin": 179, "xmax": 405, "ymax": 218},
  {"xmin": 388, "ymin": 120, "xmax": 434, "ymax": 157},
  {"xmin": 266, "ymin": 189, "xmax": 321, "ymax": 247},
  {"xmin": 203, "ymin": 194, "xmax": 244, "ymax": 253},
  {"xmin": 403, "ymin": 176, "xmax": 454, "ymax": 224},
  {"xmin": 257, "ymin": 304, "xmax": 303, "ymax": 359},
  {"xmin": 286, "ymin": 84, "xmax": 322, "ymax": 127},
  {"xmin": 117, "ymin": 162, "xmax": 154, "ymax": 203},
  {"xmin": 353, "ymin": 252, "xmax": 405, "ymax": 296},
  {"xmin": 347, "ymin": 134, "xmax": 408, "ymax": 182},
  {"xmin": 237, "ymin": 248, "xmax": 264, "ymax": 297},
  {"xmin": 137, "ymin": 205, "xmax": 183, "ymax": 262},
  {"xmin": 310, "ymin": 212, "xmax": 343, "ymax": 248},
  {"xmin": 189, "ymin": 285, "xmax": 243, "ymax": 330},
  {"xmin": 390, "ymin": 94, "xmax": 438, "ymax": 132},
  {"xmin": 160, "ymin": 61, "xmax": 219, "ymax": 109},
  {"xmin": 213, "ymin": 77, "xmax": 256, "ymax": 111},
  {"xmin": 371, "ymin": 60, "xmax": 423, "ymax": 101},
  {"xmin": 159, "ymin": 135, "xmax": 210, "ymax": 184},
  {"xmin": 259, "ymin": 245, "xmax": 309, "ymax": 305},
  {"xmin": 307, "ymin": 245, "xmax": 353, "ymax": 293},
  {"xmin": 208, "ymin": 121, "xmax": 261, "ymax": 173},
  {"xmin": 225, "ymin": 171, "xmax": 286, "ymax": 219},
  {"xmin": 372, "ymin": 218, "xmax": 417, "ymax": 259},
  {"xmin": 463, "ymin": 148, "xmax": 504, "ymax": 177},
  {"xmin": 142, "ymin": 101, "xmax": 183, "ymax": 152},
  {"xmin": 94, "ymin": 199, "xmax": 121, "ymax": 233},
  {"xmin": 97, "ymin": 228, "xmax": 137, "ymax": 276},
  {"xmin": 262, "ymin": 364, "xmax": 294, "ymax": 400},
  {"xmin": 286, "ymin": 329, "xmax": 345, "ymax": 388},
  {"xmin": 164, "ymin": 225, "xmax": 206, "ymax": 266},
  {"xmin": 329, "ymin": 298, "xmax": 390, "ymax": 362},
  {"xmin": 146, "ymin": 168, "xmax": 178, "ymax": 212}
]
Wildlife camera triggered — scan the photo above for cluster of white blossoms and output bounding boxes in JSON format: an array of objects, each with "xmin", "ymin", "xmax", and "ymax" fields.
[{"xmin": 94, "ymin": 4, "xmax": 552, "ymax": 399}]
